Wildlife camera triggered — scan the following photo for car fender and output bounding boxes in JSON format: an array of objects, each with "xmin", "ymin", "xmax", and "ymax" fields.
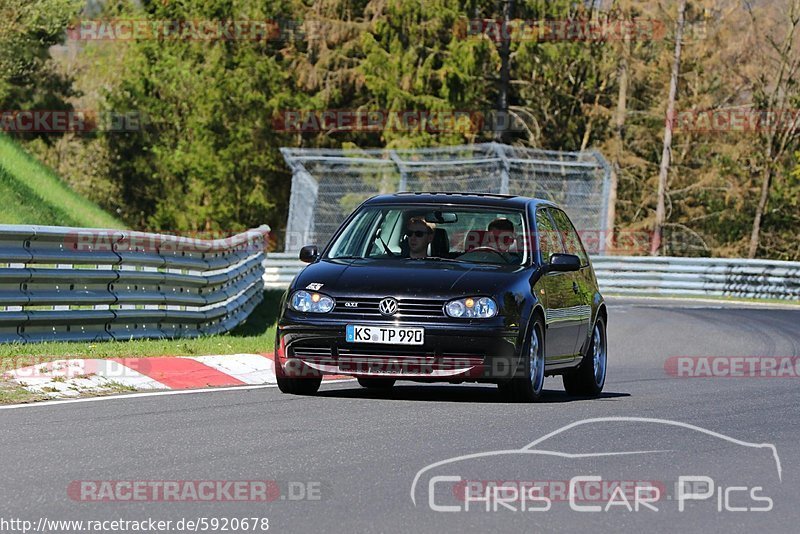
[
  {"xmin": 577, "ymin": 292, "xmax": 606, "ymax": 358},
  {"xmin": 508, "ymin": 300, "xmax": 546, "ymax": 379}
]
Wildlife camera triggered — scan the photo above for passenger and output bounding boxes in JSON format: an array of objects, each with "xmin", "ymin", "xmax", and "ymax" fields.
[{"xmin": 406, "ymin": 217, "xmax": 435, "ymax": 259}]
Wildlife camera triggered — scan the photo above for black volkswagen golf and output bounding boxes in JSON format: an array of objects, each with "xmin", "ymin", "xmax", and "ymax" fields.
[{"xmin": 275, "ymin": 192, "xmax": 607, "ymax": 402}]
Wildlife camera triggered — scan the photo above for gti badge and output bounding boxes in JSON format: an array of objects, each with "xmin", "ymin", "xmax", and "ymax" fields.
[{"xmin": 378, "ymin": 297, "xmax": 398, "ymax": 316}]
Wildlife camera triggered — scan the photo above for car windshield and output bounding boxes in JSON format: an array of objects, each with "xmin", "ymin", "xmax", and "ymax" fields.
[{"xmin": 325, "ymin": 204, "xmax": 528, "ymax": 265}]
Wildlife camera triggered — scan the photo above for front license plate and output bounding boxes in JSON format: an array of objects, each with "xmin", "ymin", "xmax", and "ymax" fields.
[{"xmin": 346, "ymin": 325, "xmax": 424, "ymax": 345}]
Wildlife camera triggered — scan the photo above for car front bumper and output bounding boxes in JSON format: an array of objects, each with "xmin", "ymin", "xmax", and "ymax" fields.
[{"xmin": 276, "ymin": 316, "xmax": 521, "ymax": 382}]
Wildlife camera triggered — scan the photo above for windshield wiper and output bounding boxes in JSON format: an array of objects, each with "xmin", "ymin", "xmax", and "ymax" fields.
[{"xmin": 404, "ymin": 257, "xmax": 467, "ymax": 263}]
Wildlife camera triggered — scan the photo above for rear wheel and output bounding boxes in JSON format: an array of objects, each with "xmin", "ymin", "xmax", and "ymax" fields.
[
  {"xmin": 501, "ymin": 316, "xmax": 545, "ymax": 402},
  {"xmin": 563, "ymin": 316, "xmax": 607, "ymax": 397},
  {"xmin": 357, "ymin": 377, "xmax": 396, "ymax": 389}
]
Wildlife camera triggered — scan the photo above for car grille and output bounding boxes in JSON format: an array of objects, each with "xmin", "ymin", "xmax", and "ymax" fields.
[
  {"xmin": 291, "ymin": 344, "xmax": 333, "ymax": 359},
  {"xmin": 290, "ymin": 342, "xmax": 485, "ymax": 373},
  {"xmin": 329, "ymin": 297, "xmax": 445, "ymax": 321}
]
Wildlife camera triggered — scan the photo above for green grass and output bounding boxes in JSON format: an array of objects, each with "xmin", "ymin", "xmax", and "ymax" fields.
[
  {"xmin": 0, "ymin": 134, "xmax": 124, "ymax": 228},
  {"xmin": 0, "ymin": 382, "xmax": 47, "ymax": 404},
  {"xmin": 0, "ymin": 290, "xmax": 283, "ymax": 375}
]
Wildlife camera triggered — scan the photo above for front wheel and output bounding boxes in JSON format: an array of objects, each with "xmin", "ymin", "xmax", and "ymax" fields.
[
  {"xmin": 276, "ymin": 359, "xmax": 322, "ymax": 395},
  {"xmin": 563, "ymin": 316, "xmax": 607, "ymax": 397},
  {"xmin": 276, "ymin": 375, "xmax": 322, "ymax": 395},
  {"xmin": 501, "ymin": 316, "xmax": 545, "ymax": 402}
]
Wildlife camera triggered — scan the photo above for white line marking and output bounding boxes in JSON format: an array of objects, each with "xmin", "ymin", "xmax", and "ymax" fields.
[
  {"xmin": 0, "ymin": 384, "xmax": 278, "ymax": 410},
  {"xmin": 0, "ymin": 379, "xmax": 353, "ymax": 411}
]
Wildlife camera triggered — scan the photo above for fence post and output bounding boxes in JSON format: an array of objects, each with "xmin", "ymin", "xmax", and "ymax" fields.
[
  {"xmin": 492, "ymin": 142, "xmax": 511, "ymax": 195},
  {"xmin": 389, "ymin": 150, "xmax": 408, "ymax": 192}
]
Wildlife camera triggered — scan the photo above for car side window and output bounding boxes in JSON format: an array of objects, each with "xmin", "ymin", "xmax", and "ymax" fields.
[
  {"xmin": 535, "ymin": 208, "xmax": 563, "ymax": 264},
  {"xmin": 550, "ymin": 209, "xmax": 589, "ymax": 266}
]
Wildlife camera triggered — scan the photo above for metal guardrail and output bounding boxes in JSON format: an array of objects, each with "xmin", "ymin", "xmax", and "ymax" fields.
[
  {"xmin": 0, "ymin": 225, "xmax": 270, "ymax": 343},
  {"xmin": 263, "ymin": 253, "xmax": 308, "ymax": 290},
  {"xmin": 591, "ymin": 256, "xmax": 800, "ymax": 300},
  {"xmin": 263, "ymin": 253, "xmax": 800, "ymax": 301}
]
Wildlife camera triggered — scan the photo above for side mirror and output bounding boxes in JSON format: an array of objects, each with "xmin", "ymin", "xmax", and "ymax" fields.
[
  {"xmin": 545, "ymin": 253, "xmax": 581, "ymax": 272},
  {"xmin": 299, "ymin": 245, "xmax": 319, "ymax": 264}
]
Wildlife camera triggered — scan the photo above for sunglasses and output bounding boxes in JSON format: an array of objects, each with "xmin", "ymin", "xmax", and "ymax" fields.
[{"xmin": 407, "ymin": 230, "xmax": 430, "ymax": 238}]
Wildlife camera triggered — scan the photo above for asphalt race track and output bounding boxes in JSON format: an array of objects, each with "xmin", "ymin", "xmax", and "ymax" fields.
[{"xmin": 1, "ymin": 297, "xmax": 798, "ymax": 533}]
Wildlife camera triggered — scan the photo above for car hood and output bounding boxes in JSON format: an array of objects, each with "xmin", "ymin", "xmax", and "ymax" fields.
[{"xmin": 293, "ymin": 258, "xmax": 528, "ymax": 299}]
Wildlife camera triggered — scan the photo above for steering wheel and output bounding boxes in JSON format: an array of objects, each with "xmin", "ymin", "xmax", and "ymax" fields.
[{"xmin": 462, "ymin": 246, "xmax": 512, "ymax": 263}]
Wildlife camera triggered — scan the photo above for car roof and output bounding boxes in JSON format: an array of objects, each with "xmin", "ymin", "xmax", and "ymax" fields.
[{"xmin": 363, "ymin": 192, "xmax": 556, "ymax": 210}]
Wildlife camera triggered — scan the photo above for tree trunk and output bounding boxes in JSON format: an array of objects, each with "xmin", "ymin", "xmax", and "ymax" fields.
[
  {"xmin": 652, "ymin": 0, "xmax": 687, "ymax": 256},
  {"xmin": 607, "ymin": 31, "xmax": 630, "ymax": 254},
  {"xmin": 580, "ymin": 77, "xmax": 608, "ymax": 152},
  {"xmin": 748, "ymin": 143, "xmax": 774, "ymax": 258},
  {"xmin": 495, "ymin": 0, "xmax": 514, "ymax": 143}
]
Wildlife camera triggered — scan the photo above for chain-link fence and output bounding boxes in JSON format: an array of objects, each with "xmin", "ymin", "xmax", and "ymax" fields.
[{"xmin": 280, "ymin": 143, "xmax": 611, "ymax": 254}]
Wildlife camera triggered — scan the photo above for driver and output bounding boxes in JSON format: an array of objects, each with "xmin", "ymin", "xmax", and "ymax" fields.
[
  {"xmin": 487, "ymin": 218, "xmax": 517, "ymax": 253},
  {"xmin": 406, "ymin": 217, "xmax": 435, "ymax": 259}
]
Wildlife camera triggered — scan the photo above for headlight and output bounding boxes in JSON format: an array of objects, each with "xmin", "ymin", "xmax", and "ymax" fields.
[
  {"xmin": 445, "ymin": 296, "xmax": 497, "ymax": 318},
  {"xmin": 289, "ymin": 290, "xmax": 335, "ymax": 313}
]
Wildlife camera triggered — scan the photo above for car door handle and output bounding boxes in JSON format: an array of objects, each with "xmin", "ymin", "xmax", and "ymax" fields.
[{"xmin": 572, "ymin": 281, "xmax": 579, "ymax": 294}]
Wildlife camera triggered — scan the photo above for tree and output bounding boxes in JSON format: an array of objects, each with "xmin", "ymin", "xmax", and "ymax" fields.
[
  {"xmin": 0, "ymin": 0, "xmax": 80, "ymax": 122},
  {"xmin": 285, "ymin": 0, "xmax": 497, "ymax": 148},
  {"xmin": 743, "ymin": 0, "xmax": 800, "ymax": 258},
  {"xmin": 495, "ymin": 0, "xmax": 515, "ymax": 144},
  {"xmin": 651, "ymin": 0, "xmax": 686, "ymax": 255},
  {"xmin": 104, "ymin": 0, "xmax": 302, "ymax": 232}
]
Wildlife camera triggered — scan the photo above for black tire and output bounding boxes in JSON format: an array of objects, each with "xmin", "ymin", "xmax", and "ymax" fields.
[
  {"xmin": 563, "ymin": 316, "xmax": 607, "ymax": 397},
  {"xmin": 277, "ymin": 375, "xmax": 322, "ymax": 395},
  {"xmin": 357, "ymin": 377, "xmax": 396, "ymax": 389},
  {"xmin": 501, "ymin": 315, "xmax": 546, "ymax": 402},
  {"xmin": 275, "ymin": 359, "xmax": 322, "ymax": 395}
]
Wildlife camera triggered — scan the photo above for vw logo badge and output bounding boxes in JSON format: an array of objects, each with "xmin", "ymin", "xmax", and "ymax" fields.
[{"xmin": 378, "ymin": 297, "xmax": 398, "ymax": 316}]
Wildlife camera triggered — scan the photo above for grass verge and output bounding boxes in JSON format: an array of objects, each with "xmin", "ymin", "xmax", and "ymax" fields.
[
  {"xmin": 0, "ymin": 291, "xmax": 284, "ymax": 404},
  {"xmin": 0, "ymin": 134, "xmax": 124, "ymax": 228}
]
